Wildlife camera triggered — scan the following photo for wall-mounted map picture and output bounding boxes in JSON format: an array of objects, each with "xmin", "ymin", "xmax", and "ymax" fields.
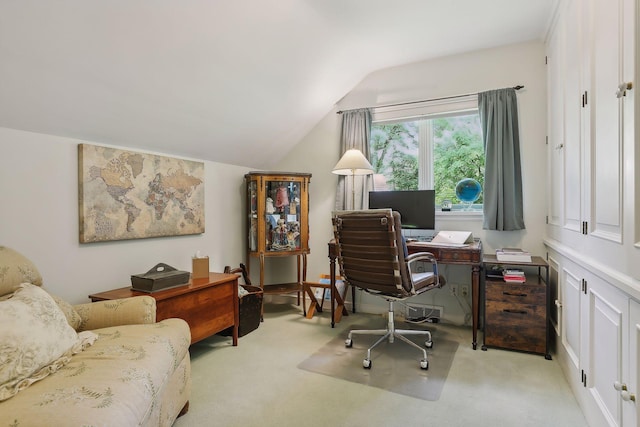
[{"xmin": 78, "ymin": 143, "xmax": 205, "ymax": 243}]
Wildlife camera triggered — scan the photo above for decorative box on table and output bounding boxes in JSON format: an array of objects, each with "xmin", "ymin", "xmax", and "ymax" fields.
[{"xmin": 130, "ymin": 263, "xmax": 190, "ymax": 293}]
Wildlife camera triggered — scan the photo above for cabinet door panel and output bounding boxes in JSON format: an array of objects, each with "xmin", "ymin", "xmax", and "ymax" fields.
[
  {"xmin": 588, "ymin": 279, "xmax": 627, "ymax": 427},
  {"xmin": 589, "ymin": 0, "xmax": 624, "ymax": 242},
  {"xmin": 626, "ymin": 300, "xmax": 639, "ymax": 427},
  {"xmin": 547, "ymin": 24, "xmax": 564, "ymax": 227},
  {"xmin": 563, "ymin": 0, "xmax": 584, "ymax": 233},
  {"xmin": 562, "ymin": 265, "xmax": 583, "ymax": 370}
]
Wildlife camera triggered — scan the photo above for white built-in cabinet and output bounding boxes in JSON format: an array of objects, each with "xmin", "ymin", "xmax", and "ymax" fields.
[
  {"xmin": 546, "ymin": 0, "xmax": 629, "ymax": 242},
  {"xmin": 547, "ymin": 0, "xmax": 638, "ymax": 425},
  {"xmin": 557, "ymin": 257, "xmax": 638, "ymax": 427}
]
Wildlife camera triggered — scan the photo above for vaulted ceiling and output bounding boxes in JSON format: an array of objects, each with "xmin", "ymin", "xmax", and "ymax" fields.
[{"xmin": 0, "ymin": 0, "xmax": 555, "ymax": 168}]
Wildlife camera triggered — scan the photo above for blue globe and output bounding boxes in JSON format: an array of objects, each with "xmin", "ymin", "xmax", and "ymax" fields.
[{"xmin": 455, "ymin": 178, "xmax": 482, "ymax": 203}]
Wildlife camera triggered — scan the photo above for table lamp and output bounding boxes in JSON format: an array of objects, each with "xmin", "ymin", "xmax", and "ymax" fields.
[{"xmin": 332, "ymin": 149, "xmax": 374, "ymax": 209}]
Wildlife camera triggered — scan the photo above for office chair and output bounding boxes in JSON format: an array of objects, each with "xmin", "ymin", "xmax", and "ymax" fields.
[{"xmin": 332, "ymin": 209, "xmax": 445, "ymax": 370}]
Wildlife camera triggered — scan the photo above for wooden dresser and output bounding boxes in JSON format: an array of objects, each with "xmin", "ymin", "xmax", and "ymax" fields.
[
  {"xmin": 482, "ymin": 255, "xmax": 550, "ymax": 359},
  {"xmin": 89, "ymin": 272, "xmax": 239, "ymax": 345}
]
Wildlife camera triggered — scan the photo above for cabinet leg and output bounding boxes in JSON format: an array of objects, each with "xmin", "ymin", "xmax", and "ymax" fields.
[
  {"xmin": 259, "ymin": 253, "xmax": 265, "ymax": 320},
  {"xmin": 296, "ymin": 255, "xmax": 301, "ymax": 306}
]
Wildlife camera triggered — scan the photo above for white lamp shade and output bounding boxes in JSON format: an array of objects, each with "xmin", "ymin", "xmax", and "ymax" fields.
[{"xmin": 332, "ymin": 149, "xmax": 374, "ymax": 176}]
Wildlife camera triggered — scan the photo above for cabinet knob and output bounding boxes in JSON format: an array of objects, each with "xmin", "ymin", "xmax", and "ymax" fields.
[
  {"xmin": 613, "ymin": 381, "xmax": 627, "ymax": 391},
  {"xmin": 616, "ymin": 82, "xmax": 633, "ymax": 98},
  {"xmin": 621, "ymin": 390, "xmax": 636, "ymax": 402},
  {"xmin": 614, "ymin": 381, "xmax": 636, "ymax": 402},
  {"xmin": 614, "ymin": 381, "xmax": 627, "ymax": 391}
]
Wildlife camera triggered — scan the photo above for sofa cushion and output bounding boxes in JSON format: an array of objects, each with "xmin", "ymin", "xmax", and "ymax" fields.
[
  {"xmin": 0, "ymin": 318, "xmax": 191, "ymax": 426},
  {"xmin": 0, "ymin": 284, "xmax": 80, "ymax": 401},
  {"xmin": 50, "ymin": 293, "xmax": 83, "ymax": 330},
  {"xmin": 0, "ymin": 246, "xmax": 43, "ymax": 297}
]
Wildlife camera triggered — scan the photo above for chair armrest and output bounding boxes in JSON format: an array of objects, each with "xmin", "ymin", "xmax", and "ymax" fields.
[
  {"xmin": 406, "ymin": 252, "xmax": 443, "ymax": 285},
  {"xmin": 405, "ymin": 251, "xmax": 438, "ymax": 265},
  {"xmin": 73, "ymin": 295, "xmax": 157, "ymax": 332}
]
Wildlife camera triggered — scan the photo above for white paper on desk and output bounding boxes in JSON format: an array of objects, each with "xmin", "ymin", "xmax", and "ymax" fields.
[{"xmin": 431, "ymin": 230, "xmax": 474, "ymax": 245}]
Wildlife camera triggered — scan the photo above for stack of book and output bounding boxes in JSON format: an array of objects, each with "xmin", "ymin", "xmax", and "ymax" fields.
[
  {"xmin": 495, "ymin": 248, "xmax": 532, "ymax": 262},
  {"xmin": 503, "ymin": 269, "xmax": 526, "ymax": 283}
]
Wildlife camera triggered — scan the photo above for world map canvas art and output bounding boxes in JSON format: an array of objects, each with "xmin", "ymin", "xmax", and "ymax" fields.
[{"xmin": 78, "ymin": 144, "xmax": 205, "ymax": 243}]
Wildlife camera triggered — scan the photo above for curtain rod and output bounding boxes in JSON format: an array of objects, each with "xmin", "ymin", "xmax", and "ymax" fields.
[{"xmin": 336, "ymin": 85, "xmax": 524, "ymax": 114}]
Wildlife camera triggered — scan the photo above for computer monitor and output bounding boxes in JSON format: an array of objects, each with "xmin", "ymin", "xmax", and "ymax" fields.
[{"xmin": 368, "ymin": 190, "xmax": 436, "ymax": 230}]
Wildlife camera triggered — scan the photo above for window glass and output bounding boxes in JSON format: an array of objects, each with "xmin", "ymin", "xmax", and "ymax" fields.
[
  {"xmin": 370, "ymin": 112, "xmax": 484, "ymax": 211},
  {"xmin": 370, "ymin": 122, "xmax": 419, "ymax": 191}
]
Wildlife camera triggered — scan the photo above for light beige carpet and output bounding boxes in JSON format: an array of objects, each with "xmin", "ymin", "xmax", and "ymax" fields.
[{"xmin": 297, "ymin": 321, "xmax": 458, "ymax": 401}]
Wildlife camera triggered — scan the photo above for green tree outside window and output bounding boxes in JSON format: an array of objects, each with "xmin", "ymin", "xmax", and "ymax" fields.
[{"xmin": 370, "ymin": 114, "xmax": 484, "ymax": 208}]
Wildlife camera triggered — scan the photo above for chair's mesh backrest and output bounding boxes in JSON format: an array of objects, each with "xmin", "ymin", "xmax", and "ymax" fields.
[{"xmin": 332, "ymin": 209, "xmax": 412, "ymax": 297}]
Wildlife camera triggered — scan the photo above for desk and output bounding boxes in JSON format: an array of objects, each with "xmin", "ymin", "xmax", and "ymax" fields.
[{"xmin": 328, "ymin": 239, "xmax": 483, "ymax": 350}]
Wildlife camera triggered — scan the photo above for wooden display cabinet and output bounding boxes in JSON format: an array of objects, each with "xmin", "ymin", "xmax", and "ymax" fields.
[
  {"xmin": 482, "ymin": 254, "xmax": 551, "ymax": 359},
  {"xmin": 245, "ymin": 172, "xmax": 311, "ymax": 297}
]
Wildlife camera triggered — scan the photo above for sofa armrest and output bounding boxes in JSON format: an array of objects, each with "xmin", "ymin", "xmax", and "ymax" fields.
[{"xmin": 73, "ymin": 295, "xmax": 157, "ymax": 332}]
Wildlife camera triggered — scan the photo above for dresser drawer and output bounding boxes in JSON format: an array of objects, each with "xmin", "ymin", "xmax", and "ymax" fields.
[
  {"xmin": 485, "ymin": 304, "xmax": 546, "ymax": 353},
  {"xmin": 485, "ymin": 325, "xmax": 546, "ymax": 354},
  {"xmin": 485, "ymin": 281, "xmax": 545, "ymax": 305},
  {"xmin": 485, "ymin": 300, "xmax": 546, "ymax": 322},
  {"xmin": 417, "ymin": 247, "xmax": 481, "ymax": 263}
]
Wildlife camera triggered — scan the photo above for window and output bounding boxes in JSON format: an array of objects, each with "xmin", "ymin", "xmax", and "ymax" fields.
[{"xmin": 369, "ymin": 98, "xmax": 484, "ymax": 211}]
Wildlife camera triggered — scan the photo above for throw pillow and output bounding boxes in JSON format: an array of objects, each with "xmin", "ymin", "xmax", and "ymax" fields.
[
  {"xmin": 0, "ymin": 246, "xmax": 43, "ymax": 296},
  {"xmin": 50, "ymin": 293, "xmax": 83, "ymax": 331},
  {"xmin": 0, "ymin": 283, "xmax": 80, "ymax": 401}
]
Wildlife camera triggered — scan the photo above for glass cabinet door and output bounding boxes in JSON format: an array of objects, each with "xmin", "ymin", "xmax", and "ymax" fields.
[{"xmin": 265, "ymin": 179, "xmax": 301, "ymax": 251}]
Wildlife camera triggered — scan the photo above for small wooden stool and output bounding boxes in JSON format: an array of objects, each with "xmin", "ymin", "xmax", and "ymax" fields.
[{"xmin": 303, "ymin": 274, "xmax": 349, "ymax": 323}]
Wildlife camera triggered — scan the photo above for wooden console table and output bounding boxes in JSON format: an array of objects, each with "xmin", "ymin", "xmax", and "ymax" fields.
[
  {"xmin": 89, "ymin": 272, "xmax": 239, "ymax": 345},
  {"xmin": 328, "ymin": 239, "xmax": 483, "ymax": 350}
]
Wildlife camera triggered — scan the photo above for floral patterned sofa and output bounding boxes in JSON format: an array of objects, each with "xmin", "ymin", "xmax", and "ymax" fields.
[{"xmin": 0, "ymin": 246, "xmax": 192, "ymax": 426}]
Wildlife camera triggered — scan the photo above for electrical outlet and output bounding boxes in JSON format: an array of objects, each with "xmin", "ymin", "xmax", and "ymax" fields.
[
  {"xmin": 450, "ymin": 284, "xmax": 458, "ymax": 296},
  {"xmin": 461, "ymin": 285, "xmax": 469, "ymax": 297}
]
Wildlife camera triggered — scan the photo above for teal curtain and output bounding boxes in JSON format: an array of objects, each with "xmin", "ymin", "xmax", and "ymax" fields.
[
  {"xmin": 478, "ymin": 88, "xmax": 525, "ymax": 230},
  {"xmin": 335, "ymin": 109, "xmax": 373, "ymax": 210}
]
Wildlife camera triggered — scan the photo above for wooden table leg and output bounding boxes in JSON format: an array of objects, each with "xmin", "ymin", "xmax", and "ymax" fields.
[
  {"xmin": 333, "ymin": 283, "xmax": 349, "ymax": 324},
  {"xmin": 472, "ymin": 264, "xmax": 480, "ymax": 350},
  {"xmin": 330, "ymin": 253, "xmax": 336, "ymax": 328},
  {"xmin": 352, "ymin": 286, "xmax": 356, "ymax": 313}
]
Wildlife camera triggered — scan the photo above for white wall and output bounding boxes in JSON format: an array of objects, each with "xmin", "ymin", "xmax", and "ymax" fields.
[
  {"xmin": 277, "ymin": 41, "xmax": 548, "ymax": 324},
  {"xmin": 0, "ymin": 127, "xmax": 250, "ymax": 304},
  {"xmin": 0, "ymin": 40, "xmax": 548, "ymax": 323}
]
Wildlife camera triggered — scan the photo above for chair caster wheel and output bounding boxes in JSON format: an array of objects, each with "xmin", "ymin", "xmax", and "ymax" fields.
[
  {"xmin": 363, "ymin": 359, "xmax": 372, "ymax": 369},
  {"xmin": 345, "ymin": 338, "xmax": 353, "ymax": 348},
  {"xmin": 425, "ymin": 341, "xmax": 433, "ymax": 349},
  {"xmin": 420, "ymin": 359, "xmax": 429, "ymax": 370}
]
